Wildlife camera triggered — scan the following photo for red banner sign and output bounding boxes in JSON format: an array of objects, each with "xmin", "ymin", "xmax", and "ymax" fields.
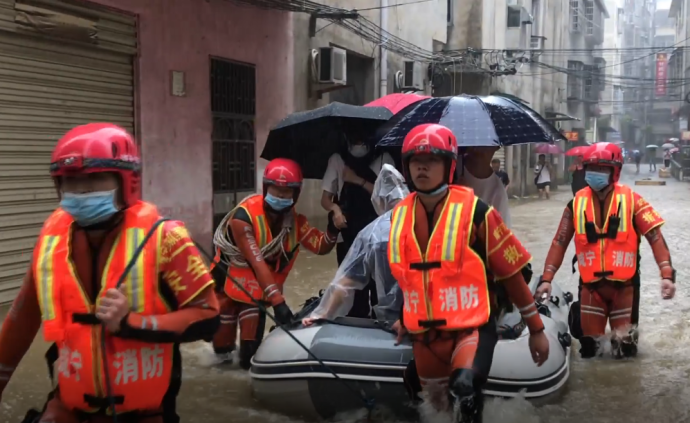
[
  {"xmin": 564, "ymin": 131, "xmax": 579, "ymax": 141},
  {"xmin": 656, "ymin": 53, "xmax": 668, "ymax": 97}
]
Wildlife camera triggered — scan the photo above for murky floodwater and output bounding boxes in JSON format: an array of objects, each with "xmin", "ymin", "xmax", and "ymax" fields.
[{"xmin": 3, "ymin": 164, "xmax": 690, "ymax": 423}]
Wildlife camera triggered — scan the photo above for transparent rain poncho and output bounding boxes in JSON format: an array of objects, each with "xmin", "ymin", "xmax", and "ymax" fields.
[{"xmin": 310, "ymin": 164, "xmax": 409, "ymax": 322}]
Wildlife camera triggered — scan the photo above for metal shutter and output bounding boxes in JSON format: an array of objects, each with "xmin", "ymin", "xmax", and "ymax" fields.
[
  {"xmin": 0, "ymin": 0, "xmax": 136, "ymax": 303},
  {"xmin": 492, "ymin": 147, "xmax": 506, "ymax": 169}
]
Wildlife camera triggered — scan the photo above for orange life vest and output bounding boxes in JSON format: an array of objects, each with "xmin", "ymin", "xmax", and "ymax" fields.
[
  {"xmin": 33, "ymin": 201, "xmax": 174, "ymax": 413},
  {"xmin": 573, "ymin": 183, "xmax": 638, "ymax": 283},
  {"xmin": 388, "ymin": 186, "xmax": 491, "ymax": 333},
  {"xmin": 224, "ymin": 194, "xmax": 300, "ymax": 304}
]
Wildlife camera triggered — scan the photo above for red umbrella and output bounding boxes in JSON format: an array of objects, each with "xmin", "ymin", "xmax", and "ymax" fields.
[
  {"xmin": 534, "ymin": 143, "xmax": 564, "ymax": 155},
  {"xmin": 566, "ymin": 146, "xmax": 590, "ymax": 157},
  {"xmin": 365, "ymin": 93, "xmax": 429, "ymax": 114}
]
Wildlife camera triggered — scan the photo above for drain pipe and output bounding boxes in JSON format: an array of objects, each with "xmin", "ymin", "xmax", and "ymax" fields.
[{"xmin": 379, "ymin": 0, "xmax": 388, "ymax": 97}]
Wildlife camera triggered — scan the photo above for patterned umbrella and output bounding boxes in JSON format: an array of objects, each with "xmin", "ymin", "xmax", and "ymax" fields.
[
  {"xmin": 377, "ymin": 95, "xmax": 566, "ymax": 148},
  {"xmin": 365, "ymin": 93, "xmax": 430, "ymax": 114}
]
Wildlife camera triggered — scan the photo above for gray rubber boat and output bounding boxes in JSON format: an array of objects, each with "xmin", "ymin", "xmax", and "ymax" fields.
[{"xmin": 250, "ymin": 279, "xmax": 573, "ymax": 419}]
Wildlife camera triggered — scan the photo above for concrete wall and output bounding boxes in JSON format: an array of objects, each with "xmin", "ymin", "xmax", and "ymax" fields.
[
  {"xmin": 291, "ymin": 1, "xmax": 446, "ymax": 220},
  {"xmin": 88, "ymin": 0, "xmax": 294, "ymax": 246}
]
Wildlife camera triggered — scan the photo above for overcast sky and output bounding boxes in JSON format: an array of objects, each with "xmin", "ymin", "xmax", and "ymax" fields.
[{"xmin": 657, "ymin": 0, "xmax": 671, "ymax": 9}]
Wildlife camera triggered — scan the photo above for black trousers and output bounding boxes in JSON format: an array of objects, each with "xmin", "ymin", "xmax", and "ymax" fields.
[{"xmin": 336, "ymin": 241, "xmax": 378, "ymax": 319}]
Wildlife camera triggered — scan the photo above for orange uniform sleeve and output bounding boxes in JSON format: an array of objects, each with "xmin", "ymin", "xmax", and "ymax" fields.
[
  {"xmin": 633, "ymin": 193, "xmax": 673, "ymax": 280},
  {"xmin": 479, "ymin": 207, "xmax": 544, "ymax": 333},
  {"xmin": 542, "ymin": 205, "xmax": 575, "ymax": 282},
  {"xmin": 295, "ymin": 214, "xmax": 337, "ymax": 255},
  {"xmin": 632, "ymin": 193, "xmax": 665, "ymax": 235},
  {"xmin": 0, "ymin": 267, "xmax": 42, "ymax": 396},
  {"xmin": 228, "ymin": 216, "xmax": 285, "ymax": 306},
  {"xmin": 122, "ymin": 221, "xmax": 219, "ymax": 339}
]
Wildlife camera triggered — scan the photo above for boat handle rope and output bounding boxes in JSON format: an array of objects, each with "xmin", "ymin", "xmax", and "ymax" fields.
[{"xmin": 193, "ymin": 242, "xmax": 378, "ymax": 417}]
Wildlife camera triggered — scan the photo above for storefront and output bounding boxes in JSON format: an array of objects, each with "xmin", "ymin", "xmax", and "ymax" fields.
[{"xmin": 0, "ymin": 0, "xmax": 136, "ymax": 302}]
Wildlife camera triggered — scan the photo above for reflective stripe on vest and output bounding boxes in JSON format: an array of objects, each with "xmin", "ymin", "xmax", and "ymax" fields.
[
  {"xmin": 225, "ymin": 194, "xmax": 300, "ymax": 304},
  {"xmin": 33, "ymin": 201, "xmax": 174, "ymax": 413},
  {"xmin": 388, "ymin": 186, "xmax": 490, "ymax": 333},
  {"xmin": 573, "ymin": 184, "xmax": 638, "ymax": 283}
]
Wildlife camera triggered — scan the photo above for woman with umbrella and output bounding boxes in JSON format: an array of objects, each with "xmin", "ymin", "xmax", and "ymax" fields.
[
  {"xmin": 566, "ymin": 145, "xmax": 590, "ymax": 195},
  {"xmin": 320, "ymin": 129, "xmax": 395, "ymax": 318},
  {"xmin": 533, "ymin": 144, "xmax": 563, "ymax": 200}
]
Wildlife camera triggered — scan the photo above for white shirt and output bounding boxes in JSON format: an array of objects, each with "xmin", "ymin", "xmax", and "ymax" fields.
[
  {"xmin": 535, "ymin": 164, "xmax": 551, "ymax": 184},
  {"xmin": 322, "ymin": 152, "xmax": 395, "ymax": 196},
  {"xmin": 322, "ymin": 152, "xmax": 395, "ymax": 242},
  {"xmin": 457, "ymin": 166, "xmax": 512, "ymax": 228}
]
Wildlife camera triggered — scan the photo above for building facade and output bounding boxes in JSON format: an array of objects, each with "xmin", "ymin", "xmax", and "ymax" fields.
[
  {"xmin": 0, "ymin": 0, "xmax": 294, "ymax": 303},
  {"xmin": 291, "ymin": 1, "xmax": 448, "ymax": 218}
]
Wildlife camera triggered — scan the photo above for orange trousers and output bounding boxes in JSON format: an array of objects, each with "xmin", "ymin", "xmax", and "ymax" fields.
[
  {"xmin": 580, "ymin": 282, "xmax": 634, "ymax": 337},
  {"xmin": 212, "ymin": 291, "xmax": 265, "ymax": 356},
  {"xmin": 38, "ymin": 394, "xmax": 163, "ymax": 423},
  {"xmin": 409, "ymin": 320, "xmax": 497, "ymax": 411}
]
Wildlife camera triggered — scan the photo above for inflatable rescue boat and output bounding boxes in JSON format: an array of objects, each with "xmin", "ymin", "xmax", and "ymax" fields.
[{"xmin": 249, "ymin": 278, "xmax": 573, "ymax": 419}]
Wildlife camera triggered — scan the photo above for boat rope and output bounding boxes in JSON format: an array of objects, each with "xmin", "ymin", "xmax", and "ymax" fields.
[
  {"xmin": 194, "ymin": 242, "xmax": 377, "ymax": 416},
  {"xmin": 213, "ymin": 210, "xmax": 290, "ymax": 268}
]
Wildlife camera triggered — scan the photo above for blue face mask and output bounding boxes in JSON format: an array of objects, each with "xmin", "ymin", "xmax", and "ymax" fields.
[
  {"xmin": 264, "ymin": 193, "xmax": 294, "ymax": 211},
  {"xmin": 584, "ymin": 171, "xmax": 610, "ymax": 191},
  {"xmin": 60, "ymin": 190, "xmax": 119, "ymax": 226}
]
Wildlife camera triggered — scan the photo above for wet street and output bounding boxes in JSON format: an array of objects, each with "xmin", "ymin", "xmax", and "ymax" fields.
[{"xmin": 2, "ymin": 163, "xmax": 690, "ymax": 423}]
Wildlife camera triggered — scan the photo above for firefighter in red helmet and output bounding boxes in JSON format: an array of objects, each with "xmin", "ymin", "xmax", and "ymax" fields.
[
  {"xmin": 537, "ymin": 142, "xmax": 675, "ymax": 359},
  {"xmin": 390, "ymin": 124, "xmax": 549, "ymax": 422},
  {"xmin": 210, "ymin": 158, "xmax": 340, "ymax": 369},
  {"xmin": 0, "ymin": 123, "xmax": 220, "ymax": 423}
]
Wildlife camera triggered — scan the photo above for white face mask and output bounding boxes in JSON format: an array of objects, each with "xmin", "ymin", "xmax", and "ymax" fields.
[{"xmin": 349, "ymin": 145, "xmax": 369, "ymax": 158}]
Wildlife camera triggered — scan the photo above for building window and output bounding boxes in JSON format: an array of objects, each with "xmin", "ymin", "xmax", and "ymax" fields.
[
  {"xmin": 585, "ymin": 1, "xmax": 594, "ymax": 35},
  {"xmin": 570, "ymin": 0, "xmax": 581, "ymax": 32},
  {"xmin": 507, "ymin": 6, "xmax": 521, "ymax": 28},
  {"xmin": 567, "ymin": 61, "xmax": 584, "ymax": 99},
  {"xmin": 210, "ymin": 57, "xmax": 257, "ymax": 228},
  {"xmin": 583, "ymin": 65, "xmax": 593, "ymax": 101}
]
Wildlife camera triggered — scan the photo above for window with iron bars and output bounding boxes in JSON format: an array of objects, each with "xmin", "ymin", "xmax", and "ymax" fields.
[
  {"xmin": 585, "ymin": 1, "xmax": 594, "ymax": 35},
  {"xmin": 567, "ymin": 61, "xmax": 584, "ymax": 99},
  {"xmin": 570, "ymin": 1, "xmax": 581, "ymax": 32},
  {"xmin": 583, "ymin": 65, "xmax": 593, "ymax": 100},
  {"xmin": 210, "ymin": 58, "xmax": 257, "ymax": 196}
]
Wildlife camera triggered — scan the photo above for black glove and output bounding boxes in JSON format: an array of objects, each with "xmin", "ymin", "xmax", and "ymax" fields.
[
  {"xmin": 327, "ymin": 210, "xmax": 340, "ymax": 235},
  {"xmin": 273, "ymin": 301, "xmax": 294, "ymax": 325}
]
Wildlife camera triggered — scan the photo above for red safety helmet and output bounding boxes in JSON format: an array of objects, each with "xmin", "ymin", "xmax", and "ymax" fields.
[
  {"xmin": 263, "ymin": 158, "xmax": 303, "ymax": 201},
  {"xmin": 401, "ymin": 123, "xmax": 458, "ymax": 188},
  {"xmin": 50, "ymin": 123, "xmax": 141, "ymax": 207},
  {"xmin": 582, "ymin": 142, "xmax": 623, "ymax": 183}
]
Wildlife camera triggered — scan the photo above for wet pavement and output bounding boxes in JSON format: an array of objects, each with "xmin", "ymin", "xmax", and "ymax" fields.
[{"xmin": 2, "ymin": 163, "xmax": 690, "ymax": 423}]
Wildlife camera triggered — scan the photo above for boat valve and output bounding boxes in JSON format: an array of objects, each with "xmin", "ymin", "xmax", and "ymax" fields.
[
  {"xmin": 558, "ymin": 332, "xmax": 572, "ymax": 350},
  {"xmin": 563, "ymin": 292, "xmax": 574, "ymax": 304}
]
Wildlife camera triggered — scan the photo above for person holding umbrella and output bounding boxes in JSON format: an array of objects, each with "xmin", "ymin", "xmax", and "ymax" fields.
[
  {"xmin": 534, "ymin": 154, "xmax": 553, "ymax": 199},
  {"xmin": 646, "ymin": 145, "xmax": 658, "ymax": 172},
  {"xmin": 566, "ymin": 145, "xmax": 590, "ymax": 195},
  {"xmin": 320, "ymin": 130, "xmax": 395, "ymax": 318}
]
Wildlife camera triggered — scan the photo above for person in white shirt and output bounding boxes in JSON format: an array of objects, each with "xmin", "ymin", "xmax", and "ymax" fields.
[
  {"xmin": 455, "ymin": 146, "xmax": 512, "ymax": 228},
  {"xmin": 320, "ymin": 135, "xmax": 394, "ymax": 318},
  {"xmin": 534, "ymin": 153, "xmax": 552, "ymax": 199}
]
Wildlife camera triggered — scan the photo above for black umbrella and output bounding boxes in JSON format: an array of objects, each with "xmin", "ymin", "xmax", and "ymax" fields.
[
  {"xmin": 376, "ymin": 95, "xmax": 566, "ymax": 149},
  {"xmin": 261, "ymin": 102, "xmax": 393, "ymax": 179}
]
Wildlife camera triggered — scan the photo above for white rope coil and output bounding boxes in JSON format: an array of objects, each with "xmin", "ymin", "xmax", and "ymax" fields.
[{"xmin": 213, "ymin": 209, "xmax": 290, "ymax": 268}]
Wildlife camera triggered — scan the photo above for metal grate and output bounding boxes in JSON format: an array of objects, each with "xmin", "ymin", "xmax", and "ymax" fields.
[{"xmin": 210, "ymin": 57, "xmax": 256, "ymax": 195}]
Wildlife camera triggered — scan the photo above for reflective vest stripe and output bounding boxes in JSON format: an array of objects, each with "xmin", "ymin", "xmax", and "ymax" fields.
[
  {"xmin": 441, "ymin": 203, "xmax": 463, "ymax": 261},
  {"xmin": 617, "ymin": 193, "xmax": 629, "ymax": 233},
  {"xmin": 389, "ymin": 205, "xmax": 408, "ymax": 264},
  {"xmin": 36, "ymin": 235, "xmax": 60, "ymax": 322},
  {"xmin": 575, "ymin": 196, "xmax": 588, "ymax": 234},
  {"xmin": 255, "ymin": 213, "xmax": 268, "ymax": 247}
]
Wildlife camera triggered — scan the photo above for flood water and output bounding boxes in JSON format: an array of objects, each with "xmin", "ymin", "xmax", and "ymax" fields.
[{"xmin": 2, "ymin": 164, "xmax": 690, "ymax": 423}]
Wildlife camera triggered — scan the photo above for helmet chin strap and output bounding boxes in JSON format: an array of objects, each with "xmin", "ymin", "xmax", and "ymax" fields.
[{"xmin": 416, "ymin": 182, "xmax": 449, "ymax": 197}]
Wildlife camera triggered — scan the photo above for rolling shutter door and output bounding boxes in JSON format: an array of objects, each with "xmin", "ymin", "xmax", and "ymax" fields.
[{"xmin": 0, "ymin": 0, "xmax": 136, "ymax": 303}]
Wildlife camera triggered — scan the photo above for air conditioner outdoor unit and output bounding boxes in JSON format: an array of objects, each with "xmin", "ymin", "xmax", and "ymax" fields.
[
  {"xmin": 318, "ymin": 47, "xmax": 347, "ymax": 85},
  {"xmin": 402, "ymin": 61, "xmax": 424, "ymax": 90}
]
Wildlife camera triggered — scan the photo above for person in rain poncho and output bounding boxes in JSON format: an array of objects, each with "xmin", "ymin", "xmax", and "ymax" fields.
[{"xmin": 303, "ymin": 164, "xmax": 409, "ymax": 325}]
